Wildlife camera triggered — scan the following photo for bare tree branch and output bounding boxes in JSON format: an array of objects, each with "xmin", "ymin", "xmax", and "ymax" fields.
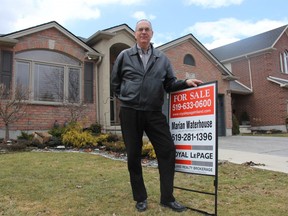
[
  {"xmin": 0, "ymin": 84, "xmax": 30, "ymax": 141},
  {"xmin": 62, "ymin": 100, "xmax": 87, "ymax": 123}
]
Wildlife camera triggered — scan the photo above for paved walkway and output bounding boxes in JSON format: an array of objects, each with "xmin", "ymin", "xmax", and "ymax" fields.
[{"xmin": 218, "ymin": 136, "xmax": 288, "ymax": 174}]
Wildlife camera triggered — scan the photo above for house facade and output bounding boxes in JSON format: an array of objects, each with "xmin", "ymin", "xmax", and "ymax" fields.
[
  {"xmin": 211, "ymin": 25, "xmax": 288, "ymax": 132},
  {"xmin": 0, "ymin": 22, "xmax": 102, "ymax": 138}
]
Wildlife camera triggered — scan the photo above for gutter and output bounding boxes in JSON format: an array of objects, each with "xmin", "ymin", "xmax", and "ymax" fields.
[
  {"xmin": 94, "ymin": 56, "xmax": 103, "ymax": 123},
  {"xmin": 246, "ymin": 56, "xmax": 253, "ymax": 91},
  {"xmin": 0, "ymin": 37, "xmax": 18, "ymax": 47}
]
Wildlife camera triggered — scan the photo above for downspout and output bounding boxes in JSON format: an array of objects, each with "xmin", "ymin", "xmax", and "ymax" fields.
[
  {"xmin": 94, "ymin": 56, "xmax": 102, "ymax": 123},
  {"xmin": 246, "ymin": 55, "xmax": 253, "ymax": 91}
]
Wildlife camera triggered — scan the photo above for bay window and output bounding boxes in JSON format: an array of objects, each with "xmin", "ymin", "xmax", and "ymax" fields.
[{"xmin": 15, "ymin": 50, "xmax": 81, "ymax": 103}]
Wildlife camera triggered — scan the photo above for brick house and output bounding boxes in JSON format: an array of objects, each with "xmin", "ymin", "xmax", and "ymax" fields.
[
  {"xmin": 211, "ymin": 25, "xmax": 288, "ymax": 132},
  {"xmin": 0, "ymin": 21, "xmax": 235, "ymax": 138},
  {"xmin": 0, "ymin": 22, "xmax": 102, "ymax": 138}
]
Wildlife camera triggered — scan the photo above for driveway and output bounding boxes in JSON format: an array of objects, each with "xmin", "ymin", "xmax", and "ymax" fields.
[{"xmin": 218, "ymin": 136, "xmax": 288, "ymax": 173}]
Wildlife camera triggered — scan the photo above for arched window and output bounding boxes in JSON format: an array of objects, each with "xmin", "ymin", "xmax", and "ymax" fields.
[{"xmin": 184, "ymin": 54, "xmax": 195, "ymax": 66}]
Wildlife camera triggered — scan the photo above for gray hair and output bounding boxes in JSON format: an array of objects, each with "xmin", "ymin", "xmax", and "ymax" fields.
[{"xmin": 135, "ymin": 19, "xmax": 153, "ymax": 31}]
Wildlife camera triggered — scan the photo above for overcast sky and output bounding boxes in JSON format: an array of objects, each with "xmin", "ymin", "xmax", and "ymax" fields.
[{"xmin": 1, "ymin": 0, "xmax": 287, "ymax": 49}]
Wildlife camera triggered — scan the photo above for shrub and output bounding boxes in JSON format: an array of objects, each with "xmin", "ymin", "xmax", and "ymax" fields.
[
  {"xmin": 106, "ymin": 133, "xmax": 120, "ymax": 142},
  {"xmin": 95, "ymin": 134, "xmax": 110, "ymax": 146},
  {"xmin": 142, "ymin": 142, "xmax": 156, "ymax": 159},
  {"xmin": 47, "ymin": 136, "xmax": 62, "ymax": 147},
  {"xmin": 88, "ymin": 123, "xmax": 102, "ymax": 134},
  {"xmin": 269, "ymin": 129, "xmax": 282, "ymax": 134},
  {"xmin": 48, "ymin": 126, "xmax": 66, "ymax": 138},
  {"xmin": 103, "ymin": 141, "xmax": 126, "ymax": 153},
  {"xmin": 232, "ymin": 114, "xmax": 240, "ymax": 135},
  {"xmin": 17, "ymin": 131, "xmax": 33, "ymax": 140},
  {"xmin": 1, "ymin": 142, "xmax": 27, "ymax": 152},
  {"xmin": 61, "ymin": 122, "xmax": 97, "ymax": 148}
]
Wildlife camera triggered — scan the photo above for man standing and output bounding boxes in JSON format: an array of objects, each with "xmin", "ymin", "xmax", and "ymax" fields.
[{"xmin": 111, "ymin": 19, "xmax": 203, "ymax": 212}]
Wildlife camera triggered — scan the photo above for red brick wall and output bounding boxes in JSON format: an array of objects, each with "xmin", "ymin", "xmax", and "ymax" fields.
[
  {"xmin": 164, "ymin": 42, "xmax": 229, "ymax": 91},
  {"xmin": 232, "ymin": 59, "xmax": 251, "ymax": 88},
  {"xmin": 232, "ymin": 33, "xmax": 288, "ymax": 128},
  {"xmin": 5, "ymin": 103, "xmax": 96, "ymax": 131},
  {"xmin": 0, "ymin": 28, "xmax": 97, "ymax": 132},
  {"xmin": 14, "ymin": 28, "xmax": 86, "ymax": 61},
  {"xmin": 163, "ymin": 41, "xmax": 232, "ymax": 130}
]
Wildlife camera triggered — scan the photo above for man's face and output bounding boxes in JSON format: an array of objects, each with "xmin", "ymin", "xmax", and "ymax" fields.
[{"xmin": 134, "ymin": 21, "xmax": 153, "ymax": 48}]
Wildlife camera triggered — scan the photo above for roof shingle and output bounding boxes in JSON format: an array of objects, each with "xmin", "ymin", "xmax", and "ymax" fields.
[{"xmin": 210, "ymin": 25, "xmax": 288, "ymax": 61}]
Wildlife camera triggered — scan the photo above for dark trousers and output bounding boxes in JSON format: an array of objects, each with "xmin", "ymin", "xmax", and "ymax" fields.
[{"xmin": 119, "ymin": 107, "xmax": 176, "ymax": 203}]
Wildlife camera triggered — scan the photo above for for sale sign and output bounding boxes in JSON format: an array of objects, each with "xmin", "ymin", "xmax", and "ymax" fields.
[{"xmin": 169, "ymin": 82, "xmax": 217, "ymax": 176}]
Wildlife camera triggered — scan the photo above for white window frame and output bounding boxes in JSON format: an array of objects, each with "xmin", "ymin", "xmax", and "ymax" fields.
[{"xmin": 280, "ymin": 50, "xmax": 288, "ymax": 74}]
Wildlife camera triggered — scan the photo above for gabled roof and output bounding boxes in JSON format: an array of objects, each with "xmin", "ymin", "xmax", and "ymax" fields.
[
  {"xmin": 1, "ymin": 21, "xmax": 101, "ymax": 57},
  {"xmin": 86, "ymin": 24, "xmax": 134, "ymax": 46},
  {"xmin": 267, "ymin": 76, "xmax": 288, "ymax": 88},
  {"xmin": 210, "ymin": 25, "xmax": 288, "ymax": 62},
  {"xmin": 157, "ymin": 34, "xmax": 237, "ymax": 80}
]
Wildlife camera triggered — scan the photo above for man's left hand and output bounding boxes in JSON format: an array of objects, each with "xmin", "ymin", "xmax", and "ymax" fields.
[{"xmin": 185, "ymin": 79, "xmax": 203, "ymax": 87}]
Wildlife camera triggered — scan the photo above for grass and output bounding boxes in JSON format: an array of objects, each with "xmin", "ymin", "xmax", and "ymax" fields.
[{"xmin": 0, "ymin": 151, "xmax": 287, "ymax": 216}]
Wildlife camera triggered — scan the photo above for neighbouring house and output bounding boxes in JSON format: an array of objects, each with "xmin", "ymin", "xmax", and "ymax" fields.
[
  {"xmin": 210, "ymin": 25, "xmax": 288, "ymax": 133},
  {"xmin": 156, "ymin": 35, "xmax": 236, "ymax": 136},
  {"xmin": 4, "ymin": 20, "xmax": 275, "ymax": 139}
]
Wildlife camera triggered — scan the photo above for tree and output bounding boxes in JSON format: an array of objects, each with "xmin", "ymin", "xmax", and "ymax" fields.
[
  {"xmin": 232, "ymin": 114, "xmax": 240, "ymax": 135},
  {"xmin": 0, "ymin": 84, "xmax": 29, "ymax": 142},
  {"xmin": 62, "ymin": 100, "xmax": 88, "ymax": 123}
]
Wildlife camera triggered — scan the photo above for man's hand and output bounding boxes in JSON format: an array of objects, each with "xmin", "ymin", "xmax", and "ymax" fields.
[{"xmin": 185, "ymin": 79, "xmax": 203, "ymax": 87}]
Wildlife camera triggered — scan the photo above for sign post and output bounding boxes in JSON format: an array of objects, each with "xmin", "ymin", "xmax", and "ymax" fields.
[{"xmin": 169, "ymin": 81, "xmax": 218, "ymax": 215}]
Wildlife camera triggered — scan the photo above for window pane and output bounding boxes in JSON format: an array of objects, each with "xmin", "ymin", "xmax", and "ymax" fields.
[
  {"xmin": 16, "ymin": 61, "xmax": 29, "ymax": 89},
  {"xmin": 84, "ymin": 62, "xmax": 93, "ymax": 103},
  {"xmin": 16, "ymin": 61, "xmax": 30, "ymax": 99},
  {"xmin": 284, "ymin": 51, "xmax": 288, "ymax": 73},
  {"xmin": 68, "ymin": 68, "xmax": 80, "ymax": 103},
  {"xmin": 1, "ymin": 51, "xmax": 13, "ymax": 97},
  {"xmin": 16, "ymin": 50, "xmax": 81, "ymax": 66},
  {"xmin": 34, "ymin": 64, "xmax": 64, "ymax": 102},
  {"xmin": 184, "ymin": 54, "xmax": 195, "ymax": 66}
]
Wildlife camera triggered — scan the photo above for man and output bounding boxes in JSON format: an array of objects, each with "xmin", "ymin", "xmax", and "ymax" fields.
[{"xmin": 111, "ymin": 19, "xmax": 203, "ymax": 212}]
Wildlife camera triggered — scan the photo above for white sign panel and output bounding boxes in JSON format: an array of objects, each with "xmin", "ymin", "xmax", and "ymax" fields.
[{"xmin": 169, "ymin": 82, "xmax": 217, "ymax": 176}]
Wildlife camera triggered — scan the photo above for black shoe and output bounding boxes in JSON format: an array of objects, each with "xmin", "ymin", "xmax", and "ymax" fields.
[
  {"xmin": 135, "ymin": 200, "xmax": 147, "ymax": 212},
  {"xmin": 161, "ymin": 201, "xmax": 187, "ymax": 212}
]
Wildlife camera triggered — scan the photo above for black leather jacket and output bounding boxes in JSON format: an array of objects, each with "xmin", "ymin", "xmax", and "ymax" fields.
[{"xmin": 111, "ymin": 44, "xmax": 188, "ymax": 111}]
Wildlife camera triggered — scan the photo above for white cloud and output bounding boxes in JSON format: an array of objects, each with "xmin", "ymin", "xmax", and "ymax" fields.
[
  {"xmin": 132, "ymin": 11, "xmax": 156, "ymax": 21},
  {"xmin": 184, "ymin": 0, "xmax": 244, "ymax": 8},
  {"xmin": 184, "ymin": 18, "xmax": 288, "ymax": 49},
  {"xmin": 131, "ymin": 11, "xmax": 156, "ymax": 31},
  {"xmin": 152, "ymin": 32, "xmax": 175, "ymax": 48},
  {"xmin": 0, "ymin": 0, "xmax": 144, "ymax": 34}
]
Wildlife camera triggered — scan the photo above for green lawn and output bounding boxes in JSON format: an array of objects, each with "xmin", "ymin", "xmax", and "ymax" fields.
[{"xmin": 0, "ymin": 151, "xmax": 287, "ymax": 216}]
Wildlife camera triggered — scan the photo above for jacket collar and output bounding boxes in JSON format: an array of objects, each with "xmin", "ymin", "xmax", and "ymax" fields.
[{"xmin": 130, "ymin": 43, "xmax": 161, "ymax": 57}]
